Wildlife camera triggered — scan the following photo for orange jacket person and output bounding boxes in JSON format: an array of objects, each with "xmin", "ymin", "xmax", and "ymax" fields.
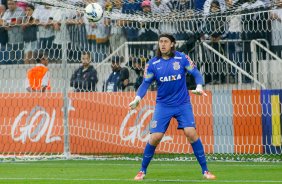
[{"xmin": 25, "ymin": 52, "xmax": 51, "ymax": 92}]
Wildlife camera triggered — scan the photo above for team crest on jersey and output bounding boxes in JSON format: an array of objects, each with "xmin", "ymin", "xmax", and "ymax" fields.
[
  {"xmin": 150, "ymin": 120, "xmax": 157, "ymax": 129},
  {"xmin": 173, "ymin": 62, "xmax": 180, "ymax": 70}
]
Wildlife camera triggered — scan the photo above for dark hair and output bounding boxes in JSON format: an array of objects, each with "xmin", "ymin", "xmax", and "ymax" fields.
[
  {"xmin": 36, "ymin": 52, "xmax": 48, "ymax": 63},
  {"xmin": 81, "ymin": 51, "xmax": 91, "ymax": 58},
  {"xmin": 27, "ymin": 4, "xmax": 35, "ymax": 10},
  {"xmin": 156, "ymin": 33, "xmax": 176, "ymax": 58},
  {"xmin": 211, "ymin": 1, "xmax": 220, "ymax": 8},
  {"xmin": 111, "ymin": 55, "xmax": 124, "ymax": 64}
]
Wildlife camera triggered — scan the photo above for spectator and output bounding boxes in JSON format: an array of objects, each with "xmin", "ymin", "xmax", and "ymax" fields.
[
  {"xmin": 2, "ymin": 0, "xmax": 25, "ymax": 44},
  {"xmin": 133, "ymin": 58, "xmax": 145, "ymax": 91},
  {"xmin": 169, "ymin": 0, "xmax": 192, "ymax": 11},
  {"xmin": 22, "ymin": 4, "xmax": 37, "ymax": 64},
  {"xmin": 167, "ymin": 0, "xmax": 194, "ymax": 40},
  {"xmin": 33, "ymin": 3, "xmax": 55, "ymax": 59},
  {"xmin": 93, "ymin": 16, "xmax": 110, "ymax": 63},
  {"xmin": 66, "ymin": 9, "xmax": 88, "ymax": 63},
  {"xmin": 138, "ymin": 0, "xmax": 159, "ymax": 58},
  {"xmin": 0, "ymin": 0, "xmax": 7, "ymax": 8},
  {"xmin": 84, "ymin": 11, "xmax": 110, "ymax": 62},
  {"xmin": 139, "ymin": 0, "xmax": 159, "ymax": 39},
  {"xmin": 239, "ymin": 0, "xmax": 269, "ymax": 83},
  {"xmin": 121, "ymin": 0, "xmax": 142, "ymax": 57},
  {"xmin": 151, "ymin": 0, "xmax": 180, "ymax": 39},
  {"xmin": 16, "ymin": 1, "xmax": 27, "ymax": 11},
  {"xmin": 202, "ymin": 0, "xmax": 227, "ymax": 84},
  {"xmin": 225, "ymin": 0, "xmax": 243, "ymax": 83},
  {"xmin": 104, "ymin": 56, "xmax": 129, "ymax": 92},
  {"xmin": 127, "ymin": 57, "xmax": 145, "ymax": 91},
  {"xmin": 0, "ymin": 4, "xmax": 8, "ymax": 46},
  {"xmin": 70, "ymin": 51, "xmax": 98, "ymax": 92},
  {"xmin": 106, "ymin": 0, "xmax": 126, "ymax": 56},
  {"xmin": 2, "ymin": 0, "xmax": 25, "ymax": 64},
  {"xmin": 194, "ymin": 0, "xmax": 206, "ymax": 12},
  {"xmin": 52, "ymin": 6, "xmax": 73, "ymax": 63},
  {"xmin": 25, "ymin": 52, "xmax": 51, "ymax": 92},
  {"xmin": 270, "ymin": 0, "xmax": 282, "ymax": 57},
  {"xmin": 203, "ymin": 0, "xmax": 226, "ymax": 16}
]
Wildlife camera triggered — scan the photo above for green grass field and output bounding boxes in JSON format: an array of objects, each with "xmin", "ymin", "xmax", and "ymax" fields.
[{"xmin": 0, "ymin": 160, "xmax": 281, "ymax": 184}]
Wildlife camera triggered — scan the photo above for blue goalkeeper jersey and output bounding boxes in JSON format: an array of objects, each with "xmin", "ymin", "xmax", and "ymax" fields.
[{"xmin": 137, "ymin": 51, "xmax": 204, "ymax": 106}]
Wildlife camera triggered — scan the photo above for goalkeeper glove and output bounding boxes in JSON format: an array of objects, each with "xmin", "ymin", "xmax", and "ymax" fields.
[
  {"xmin": 129, "ymin": 96, "xmax": 141, "ymax": 110},
  {"xmin": 191, "ymin": 84, "xmax": 207, "ymax": 96}
]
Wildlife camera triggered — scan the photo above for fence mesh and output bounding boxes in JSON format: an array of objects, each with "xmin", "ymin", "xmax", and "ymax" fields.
[{"xmin": 0, "ymin": 0, "xmax": 281, "ymax": 161}]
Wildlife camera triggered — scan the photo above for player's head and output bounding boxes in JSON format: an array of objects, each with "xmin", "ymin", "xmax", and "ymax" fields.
[
  {"xmin": 0, "ymin": 4, "xmax": 6, "ymax": 15},
  {"xmin": 7, "ymin": 0, "xmax": 17, "ymax": 11},
  {"xmin": 111, "ymin": 56, "xmax": 123, "ymax": 72},
  {"xmin": 210, "ymin": 0, "xmax": 220, "ymax": 13},
  {"xmin": 25, "ymin": 4, "xmax": 35, "ymax": 16},
  {"xmin": 157, "ymin": 33, "xmax": 176, "ymax": 58},
  {"xmin": 81, "ymin": 51, "xmax": 91, "ymax": 67},
  {"xmin": 36, "ymin": 52, "xmax": 49, "ymax": 66}
]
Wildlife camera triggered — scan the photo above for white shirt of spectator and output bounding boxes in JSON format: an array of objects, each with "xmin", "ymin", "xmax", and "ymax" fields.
[
  {"xmin": 151, "ymin": 0, "xmax": 171, "ymax": 15},
  {"xmin": 151, "ymin": 0, "xmax": 177, "ymax": 34},
  {"xmin": 25, "ymin": 64, "xmax": 50, "ymax": 90},
  {"xmin": 110, "ymin": 7, "xmax": 123, "ymax": 35},
  {"xmin": 84, "ymin": 16, "xmax": 109, "ymax": 42},
  {"xmin": 32, "ymin": 5, "xmax": 56, "ymax": 38},
  {"xmin": 241, "ymin": 0, "xmax": 265, "ymax": 10},
  {"xmin": 271, "ymin": 8, "xmax": 282, "ymax": 46},
  {"xmin": 52, "ymin": 7, "xmax": 74, "ymax": 44},
  {"xmin": 2, "ymin": 7, "xmax": 25, "ymax": 44}
]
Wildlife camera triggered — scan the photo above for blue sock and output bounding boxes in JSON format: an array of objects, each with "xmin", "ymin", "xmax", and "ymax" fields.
[
  {"xmin": 140, "ymin": 143, "xmax": 156, "ymax": 173},
  {"xmin": 191, "ymin": 138, "xmax": 208, "ymax": 174}
]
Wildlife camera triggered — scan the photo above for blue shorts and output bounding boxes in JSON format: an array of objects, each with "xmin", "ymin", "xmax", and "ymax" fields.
[{"xmin": 150, "ymin": 103, "xmax": 195, "ymax": 133}]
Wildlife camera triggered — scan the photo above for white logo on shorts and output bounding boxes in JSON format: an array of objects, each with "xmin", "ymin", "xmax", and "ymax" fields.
[{"xmin": 150, "ymin": 120, "xmax": 157, "ymax": 128}]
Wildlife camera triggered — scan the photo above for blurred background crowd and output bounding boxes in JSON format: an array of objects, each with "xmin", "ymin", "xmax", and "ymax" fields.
[{"xmin": 0, "ymin": 0, "xmax": 281, "ymax": 91}]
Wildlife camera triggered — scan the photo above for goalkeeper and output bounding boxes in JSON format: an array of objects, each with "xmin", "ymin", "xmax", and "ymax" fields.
[{"xmin": 129, "ymin": 33, "xmax": 215, "ymax": 181}]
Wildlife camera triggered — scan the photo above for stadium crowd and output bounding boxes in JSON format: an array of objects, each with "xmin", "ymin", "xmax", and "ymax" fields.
[{"xmin": 0, "ymin": 0, "xmax": 281, "ymax": 90}]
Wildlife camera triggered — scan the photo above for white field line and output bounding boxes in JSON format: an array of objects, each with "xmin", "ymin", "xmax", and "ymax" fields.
[
  {"xmin": 6, "ymin": 162, "xmax": 282, "ymax": 167},
  {"xmin": 0, "ymin": 178, "xmax": 281, "ymax": 183}
]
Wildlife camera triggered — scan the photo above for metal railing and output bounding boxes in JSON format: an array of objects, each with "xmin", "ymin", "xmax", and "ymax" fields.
[{"xmin": 251, "ymin": 39, "xmax": 282, "ymax": 88}]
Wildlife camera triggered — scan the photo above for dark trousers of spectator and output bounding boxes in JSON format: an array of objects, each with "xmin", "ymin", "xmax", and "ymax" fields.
[
  {"xmin": 94, "ymin": 41, "xmax": 110, "ymax": 63},
  {"xmin": 52, "ymin": 43, "xmax": 75, "ymax": 63},
  {"xmin": 0, "ymin": 43, "xmax": 23, "ymax": 64},
  {"xmin": 68, "ymin": 43, "xmax": 85, "ymax": 63},
  {"xmin": 38, "ymin": 36, "xmax": 55, "ymax": 59}
]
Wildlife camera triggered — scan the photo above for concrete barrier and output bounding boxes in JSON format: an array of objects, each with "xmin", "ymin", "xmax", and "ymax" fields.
[{"xmin": 0, "ymin": 63, "xmax": 112, "ymax": 93}]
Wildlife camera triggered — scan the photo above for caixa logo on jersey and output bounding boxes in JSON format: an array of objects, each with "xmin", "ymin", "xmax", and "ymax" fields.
[
  {"xmin": 160, "ymin": 74, "xmax": 181, "ymax": 82},
  {"xmin": 119, "ymin": 106, "xmax": 172, "ymax": 144}
]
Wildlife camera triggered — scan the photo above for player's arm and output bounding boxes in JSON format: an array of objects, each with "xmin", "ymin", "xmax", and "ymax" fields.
[
  {"xmin": 184, "ymin": 54, "xmax": 206, "ymax": 96},
  {"xmin": 41, "ymin": 71, "xmax": 50, "ymax": 92},
  {"xmin": 129, "ymin": 63, "xmax": 154, "ymax": 110}
]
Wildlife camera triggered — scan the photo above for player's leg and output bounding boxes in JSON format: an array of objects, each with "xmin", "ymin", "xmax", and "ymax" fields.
[
  {"xmin": 183, "ymin": 127, "xmax": 215, "ymax": 179},
  {"xmin": 176, "ymin": 103, "xmax": 216, "ymax": 180},
  {"xmin": 134, "ymin": 104, "xmax": 173, "ymax": 180},
  {"xmin": 134, "ymin": 132, "xmax": 164, "ymax": 180}
]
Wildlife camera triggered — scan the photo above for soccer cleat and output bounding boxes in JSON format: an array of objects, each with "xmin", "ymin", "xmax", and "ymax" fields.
[
  {"xmin": 134, "ymin": 171, "xmax": 146, "ymax": 181},
  {"xmin": 203, "ymin": 171, "xmax": 216, "ymax": 180}
]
